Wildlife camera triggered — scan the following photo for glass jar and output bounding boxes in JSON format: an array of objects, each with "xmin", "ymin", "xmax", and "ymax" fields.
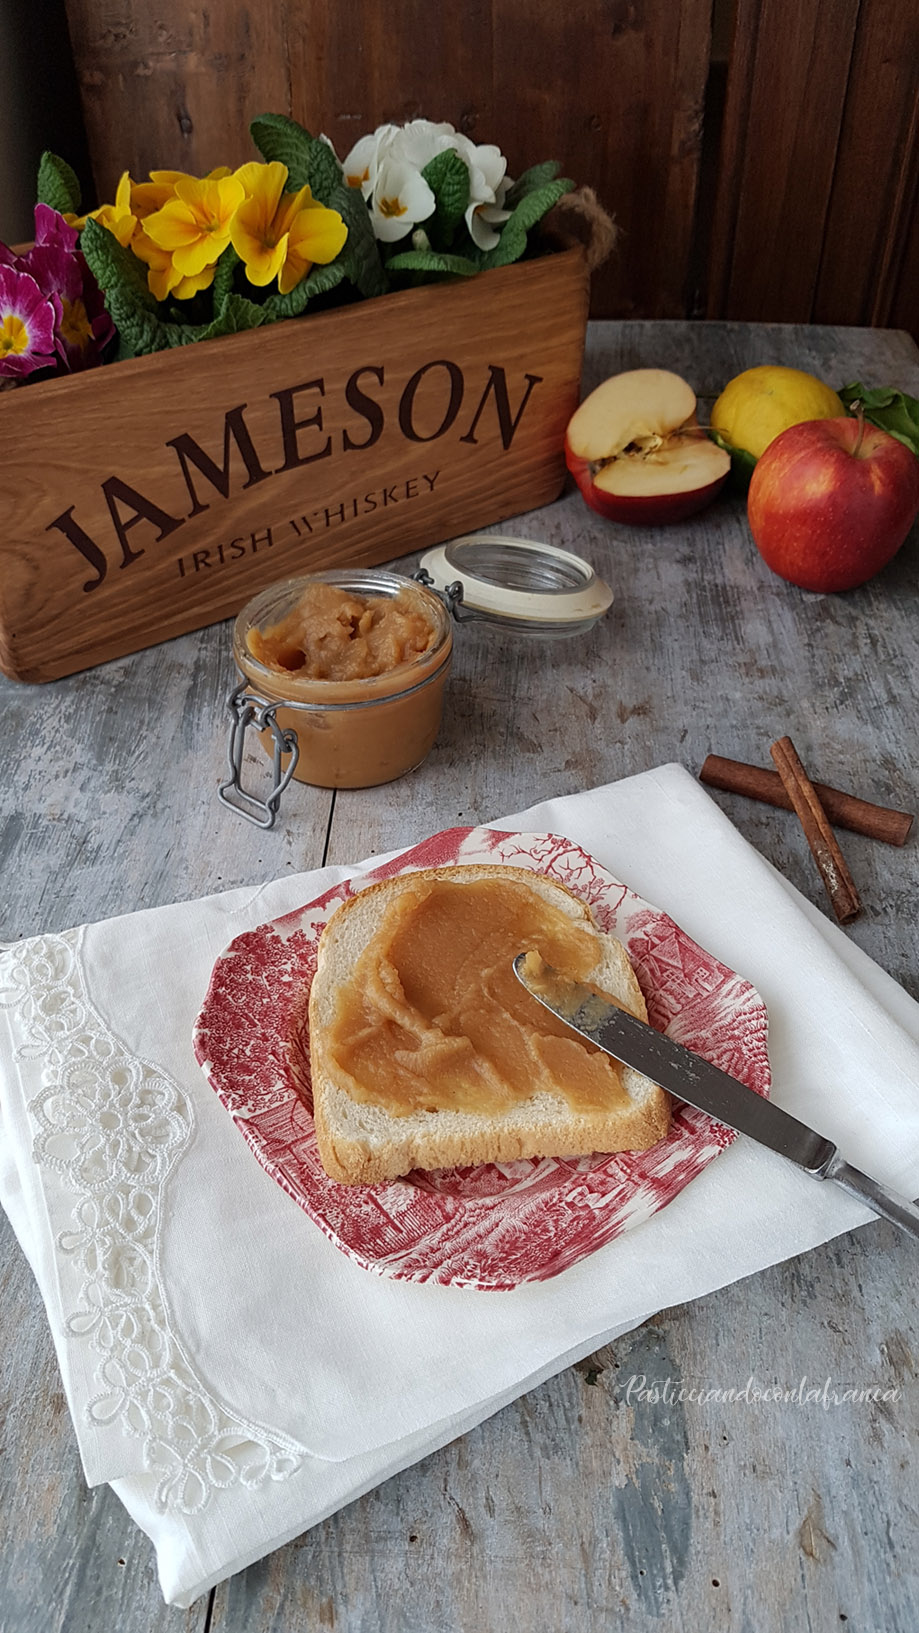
[
  {"xmin": 221, "ymin": 570, "xmax": 453, "ymax": 822},
  {"xmin": 219, "ymin": 535, "xmax": 613, "ymax": 826}
]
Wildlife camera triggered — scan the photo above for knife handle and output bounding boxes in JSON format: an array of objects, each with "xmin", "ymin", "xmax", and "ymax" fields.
[{"xmin": 823, "ymin": 1153, "xmax": 919, "ymax": 1242}]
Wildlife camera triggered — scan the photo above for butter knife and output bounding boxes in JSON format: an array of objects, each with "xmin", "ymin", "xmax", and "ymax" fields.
[{"xmin": 513, "ymin": 954, "xmax": 919, "ymax": 1242}]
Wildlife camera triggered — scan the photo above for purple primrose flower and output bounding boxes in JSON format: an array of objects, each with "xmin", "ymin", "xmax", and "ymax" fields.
[{"xmin": 0, "ymin": 205, "xmax": 114, "ymax": 380}]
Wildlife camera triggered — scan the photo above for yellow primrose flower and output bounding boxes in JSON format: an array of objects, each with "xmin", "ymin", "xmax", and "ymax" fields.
[
  {"xmin": 131, "ymin": 175, "xmax": 215, "ymax": 296},
  {"xmin": 87, "ymin": 171, "xmax": 138, "ymax": 247},
  {"xmin": 278, "ymin": 196, "xmax": 348, "ymax": 292},
  {"xmin": 59, "ymin": 296, "xmax": 94, "ymax": 349},
  {"xmin": 132, "ymin": 229, "xmax": 216, "ymax": 300},
  {"xmin": 143, "ymin": 173, "xmax": 245, "ymax": 278},
  {"xmin": 65, "ymin": 171, "xmax": 165, "ymax": 234},
  {"xmin": 129, "ymin": 179, "xmax": 176, "ymax": 221},
  {"xmin": 149, "ymin": 166, "xmax": 233, "ymax": 186},
  {"xmin": 97, "ymin": 171, "xmax": 138, "ymax": 243},
  {"xmin": 230, "ymin": 162, "xmax": 299, "ymax": 286},
  {"xmin": 230, "ymin": 161, "xmax": 347, "ymax": 293},
  {"xmin": 130, "ymin": 230, "xmax": 176, "ymax": 299},
  {"xmin": 64, "ymin": 166, "xmax": 233, "ymax": 238},
  {"xmin": 172, "ymin": 266, "xmax": 217, "ymax": 299}
]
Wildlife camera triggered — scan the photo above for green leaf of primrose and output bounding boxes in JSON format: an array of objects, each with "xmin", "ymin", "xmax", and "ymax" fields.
[
  {"xmin": 36, "ymin": 151, "xmax": 82, "ymax": 215},
  {"xmin": 330, "ymin": 181, "xmax": 388, "ymax": 299},
  {"xmin": 303, "ymin": 135, "xmax": 344, "ymax": 207},
  {"xmin": 260, "ymin": 258, "xmax": 348, "ymax": 321},
  {"xmin": 192, "ymin": 292, "xmax": 267, "ymax": 343},
  {"xmin": 152, "ymin": 295, "xmax": 264, "ymax": 350},
  {"xmin": 420, "ymin": 148, "xmax": 470, "ymax": 248},
  {"xmin": 249, "ymin": 113, "xmax": 316, "ymax": 189},
  {"xmin": 385, "ymin": 249, "xmax": 480, "ymax": 277},
  {"xmin": 250, "ymin": 113, "xmax": 343, "ymax": 205},
  {"xmin": 504, "ymin": 160, "xmax": 561, "ymax": 208},
  {"xmin": 839, "ymin": 381, "xmax": 919, "ymax": 458},
  {"xmin": 80, "ymin": 219, "xmax": 207, "ymax": 355},
  {"xmin": 111, "ymin": 309, "xmax": 168, "ymax": 361},
  {"xmin": 211, "ymin": 245, "xmax": 240, "ymax": 307},
  {"xmin": 80, "ymin": 217, "xmax": 157, "ymax": 313},
  {"xmin": 476, "ymin": 176, "xmax": 574, "ymax": 270},
  {"xmin": 106, "ymin": 285, "xmax": 179, "ymax": 358}
]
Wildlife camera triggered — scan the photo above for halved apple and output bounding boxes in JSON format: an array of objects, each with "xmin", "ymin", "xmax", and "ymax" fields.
[{"xmin": 565, "ymin": 368, "xmax": 731, "ymax": 524}]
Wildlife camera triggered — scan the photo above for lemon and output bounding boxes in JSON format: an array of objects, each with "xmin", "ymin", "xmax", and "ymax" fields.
[{"xmin": 711, "ymin": 366, "xmax": 845, "ymax": 464}]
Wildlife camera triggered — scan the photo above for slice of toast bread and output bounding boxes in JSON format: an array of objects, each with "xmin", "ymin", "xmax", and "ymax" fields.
[{"xmin": 302, "ymin": 864, "xmax": 670, "ymax": 1184}]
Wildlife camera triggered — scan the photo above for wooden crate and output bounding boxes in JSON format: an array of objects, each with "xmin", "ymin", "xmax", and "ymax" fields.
[{"xmin": 0, "ymin": 247, "xmax": 589, "ymax": 682}]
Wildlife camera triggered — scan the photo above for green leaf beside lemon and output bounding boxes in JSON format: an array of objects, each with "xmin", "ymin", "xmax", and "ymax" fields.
[
  {"xmin": 706, "ymin": 428, "xmax": 758, "ymax": 489},
  {"xmin": 838, "ymin": 383, "xmax": 919, "ymax": 458}
]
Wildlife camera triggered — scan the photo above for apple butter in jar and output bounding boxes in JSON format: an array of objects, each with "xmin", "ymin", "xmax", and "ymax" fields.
[
  {"xmin": 223, "ymin": 570, "xmax": 452, "ymax": 815},
  {"xmin": 220, "ymin": 535, "xmax": 613, "ymax": 826}
]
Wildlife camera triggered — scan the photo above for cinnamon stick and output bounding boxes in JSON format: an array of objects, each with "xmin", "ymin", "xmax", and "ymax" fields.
[
  {"xmin": 700, "ymin": 755, "xmax": 913, "ymax": 847},
  {"xmin": 769, "ymin": 737, "xmax": 862, "ymax": 924}
]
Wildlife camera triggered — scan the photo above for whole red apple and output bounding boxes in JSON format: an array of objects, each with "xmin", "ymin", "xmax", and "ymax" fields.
[{"xmin": 747, "ymin": 416, "xmax": 919, "ymax": 592}]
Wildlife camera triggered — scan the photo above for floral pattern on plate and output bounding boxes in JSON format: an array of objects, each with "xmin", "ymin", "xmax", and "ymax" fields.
[{"xmin": 193, "ymin": 827, "xmax": 770, "ymax": 1289}]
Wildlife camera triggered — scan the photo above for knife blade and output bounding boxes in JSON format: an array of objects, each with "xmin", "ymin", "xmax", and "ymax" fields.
[{"xmin": 513, "ymin": 953, "xmax": 919, "ymax": 1242}]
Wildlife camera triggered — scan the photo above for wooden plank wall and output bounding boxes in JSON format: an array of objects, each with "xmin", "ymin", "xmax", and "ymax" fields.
[
  {"xmin": 58, "ymin": 0, "xmax": 918, "ymax": 335},
  {"xmin": 708, "ymin": 0, "xmax": 919, "ymax": 329}
]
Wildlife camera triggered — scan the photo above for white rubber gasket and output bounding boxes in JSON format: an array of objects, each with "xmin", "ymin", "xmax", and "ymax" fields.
[{"xmin": 419, "ymin": 534, "xmax": 613, "ymax": 627}]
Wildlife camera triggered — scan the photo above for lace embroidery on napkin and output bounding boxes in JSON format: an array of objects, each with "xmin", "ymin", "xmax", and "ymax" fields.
[{"xmin": 0, "ymin": 928, "xmax": 305, "ymax": 1513}]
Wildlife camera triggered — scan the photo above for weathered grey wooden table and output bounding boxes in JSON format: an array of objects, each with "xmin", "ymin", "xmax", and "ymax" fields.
[{"xmin": 2, "ymin": 321, "xmax": 918, "ymax": 1633}]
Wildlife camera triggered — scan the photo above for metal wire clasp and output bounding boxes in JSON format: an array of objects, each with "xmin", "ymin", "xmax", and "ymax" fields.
[
  {"xmin": 411, "ymin": 568, "xmax": 478, "ymax": 621},
  {"xmin": 218, "ymin": 682, "xmax": 300, "ymax": 828}
]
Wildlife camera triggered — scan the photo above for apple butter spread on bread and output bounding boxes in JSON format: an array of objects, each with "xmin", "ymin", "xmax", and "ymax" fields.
[{"xmin": 301, "ymin": 864, "xmax": 671, "ymax": 1185}]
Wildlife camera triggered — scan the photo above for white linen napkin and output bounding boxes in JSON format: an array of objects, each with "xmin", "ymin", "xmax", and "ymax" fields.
[{"xmin": 2, "ymin": 763, "xmax": 918, "ymax": 1606}]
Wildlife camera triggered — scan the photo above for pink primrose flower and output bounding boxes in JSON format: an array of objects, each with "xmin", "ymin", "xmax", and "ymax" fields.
[
  {"xmin": 33, "ymin": 204, "xmax": 81, "ymax": 253},
  {"xmin": 0, "ymin": 206, "xmax": 114, "ymax": 374},
  {"xmin": 0, "ymin": 264, "xmax": 59, "ymax": 377}
]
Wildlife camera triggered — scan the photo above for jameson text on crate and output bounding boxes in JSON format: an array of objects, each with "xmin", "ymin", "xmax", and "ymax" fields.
[{"xmin": 47, "ymin": 353, "xmax": 538, "ymax": 592}]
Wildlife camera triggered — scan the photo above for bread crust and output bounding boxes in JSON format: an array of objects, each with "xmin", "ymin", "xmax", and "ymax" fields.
[{"xmin": 298, "ymin": 864, "xmax": 671, "ymax": 1184}]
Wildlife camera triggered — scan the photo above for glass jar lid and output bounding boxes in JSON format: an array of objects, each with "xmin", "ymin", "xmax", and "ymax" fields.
[{"xmin": 419, "ymin": 533, "xmax": 613, "ymax": 637}]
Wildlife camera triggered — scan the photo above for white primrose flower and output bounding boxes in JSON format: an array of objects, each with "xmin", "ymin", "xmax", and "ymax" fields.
[
  {"xmin": 341, "ymin": 120, "xmax": 454, "ymax": 201},
  {"xmin": 449, "ymin": 133, "xmax": 514, "ymax": 249},
  {"xmin": 340, "ymin": 120, "xmax": 514, "ymax": 247},
  {"xmin": 465, "ymin": 174, "xmax": 514, "ymax": 250},
  {"xmin": 451, "ymin": 135, "xmax": 507, "ymax": 197},
  {"xmin": 389, "ymin": 119, "xmax": 457, "ymax": 170},
  {"xmin": 341, "ymin": 127, "xmax": 394, "ymax": 198},
  {"xmin": 368, "ymin": 155, "xmax": 437, "ymax": 241}
]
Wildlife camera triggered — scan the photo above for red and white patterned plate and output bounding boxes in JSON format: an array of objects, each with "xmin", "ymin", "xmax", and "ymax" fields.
[{"xmin": 194, "ymin": 827, "xmax": 770, "ymax": 1290}]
